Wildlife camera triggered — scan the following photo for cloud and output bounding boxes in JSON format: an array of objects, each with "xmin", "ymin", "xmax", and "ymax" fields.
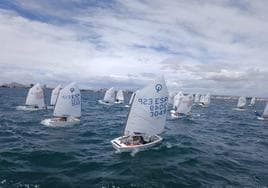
[{"xmin": 0, "ymin": 0, "xmax": 268, "ymax": 97}]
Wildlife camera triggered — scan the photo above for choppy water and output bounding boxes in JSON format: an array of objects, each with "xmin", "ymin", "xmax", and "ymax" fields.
[{"xmin": 0, "ymin": 88, "xmax": 268, "ymax": 188}]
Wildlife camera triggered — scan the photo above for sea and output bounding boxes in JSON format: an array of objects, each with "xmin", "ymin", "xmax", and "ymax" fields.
[{"xmin": 0, "ymin": 88, "xmax": 267, "ymax": 188}]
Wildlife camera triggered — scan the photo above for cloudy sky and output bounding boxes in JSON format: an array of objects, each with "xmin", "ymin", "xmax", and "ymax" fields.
[{"xmin": 0, "ymin": 0, "xmax": 267, "ymax": 97}]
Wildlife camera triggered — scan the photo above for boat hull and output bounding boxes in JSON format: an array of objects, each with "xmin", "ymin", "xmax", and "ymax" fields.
[
  {"xmin": 41, "ymin": 117, "xmax": 80, "ymax": 127},
  {"xmin": 98, "ymin": 100, "xmax": 114, "ymax": 106},
  {"xmin": 111, "ymin": 135, "xmax": 162, "ymax": 152},
  {"xmin": 16, "ymin": 106, "xmax": 45, "ymax": 111},
  {"xmin": 233, "ymin": 108, "xmax": 246, "ymax": 111}
]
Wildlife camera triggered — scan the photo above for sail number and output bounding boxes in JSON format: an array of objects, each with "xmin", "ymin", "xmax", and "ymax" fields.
[
  {"xmin": 138, "ymin": 97, "xmax": 168, "ymax": 117},
  {"xmin": 62, "ymin": 94, "xmax": 81, "ymax": 106}
]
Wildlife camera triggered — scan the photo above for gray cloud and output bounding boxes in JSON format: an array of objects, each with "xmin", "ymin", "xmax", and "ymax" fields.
[{"xmin": 0, "ymin": 0, "xmax": 268, "ymax": 97}]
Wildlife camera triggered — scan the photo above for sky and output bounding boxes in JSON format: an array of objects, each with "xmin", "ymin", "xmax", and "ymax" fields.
[{"xmin": 0, "ymin": 0, "xmax": 267, "ymax": 97}]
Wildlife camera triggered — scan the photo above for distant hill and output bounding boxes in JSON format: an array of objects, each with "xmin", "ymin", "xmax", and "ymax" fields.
[{"xmin": 0, "ymin": 82, "xmax": 27, "ymax": 88}]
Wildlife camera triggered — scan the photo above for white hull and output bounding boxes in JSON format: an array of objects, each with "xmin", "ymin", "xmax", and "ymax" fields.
[
  {"xmin": 115, "ymin": 101, "xmax": 124, "ymax": 104},
  {"xmin": 46, "ymin": 105, "xmax": 54, "ymax": 110},
  {"xmin": 124, "ymin": 105, "xmax": 130, "ymax": 108},
  {"xmin": 16, "ymin": 106, "xmax": 45, "ymax": 111},
  {"xmin": 98, "ymin": 100, "xmax": 114, "ymax": 106},
  {"xmin": 233, "ymin": 107, "xmax": 246, "ymax": 111},
  {"xmin": 41, "ymin": 117, "xmax": 80, "ymax": 127},
  {"xmin": 170, "ymin": 110, "xmax": 190, "ymax": 119},
  {"xmin": 111, "ymin": 135, "xmax": 162, "ymax": 152},
  {"xmin": 257, "ymin": 116, "xmax": 267, "ymax": 121}
]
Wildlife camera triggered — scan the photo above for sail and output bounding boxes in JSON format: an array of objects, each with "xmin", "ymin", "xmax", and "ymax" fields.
[
  {"xmin": 25, "ymin": 83, "xmax": 45, "ymax": 108},
  {"xmin": 103, "ymin": 87, "xmax": 115, "ymax": 103},
  {"xmin": 173, "ymin": 91, "xmax": 183, "ymax": 109},
  {"xmin": 176, "ymin": 95, "xmax": 193, "ymax": 114},
  {"xmin": 199, "ymin": 95, "xmax": 205, "ymax": 103},
  {"xmin": 263, "ymin": 102, "xmax": 268, "ymax": 117},
  {"xmin": 50, "ymin": 84, "xmax": 62, "ymax": 106},
  {"xmin": 116, "ymin": 90, "xmax": 124, "ymax": 102},
  {"xmin": 53, "ymin": 82, "xmax": 81, "ymax": 117},
  {"xmin": 250, "ymin": 97, "xmax": 256, "ymax": 106},
  {"xmin": 237, "ymin": 96, "xmax": 246, "ymax": 108},
  {"xmin": 129, "ymin": 92, "xmax": 135, "ymax": 105},
  {"xmin": 194, "ymin": 93, "xmax": 200, "ymax": 103},
  {"xmin": 204, "ymin": 93, "xmax": 211, "ymax": 105},
  {"xmin": 168, "ymin": 92, "xmax": 176, "ymax": 104},
  {"xmin": 124, "ymin": 77, "xmax": 169, "ymax": 136}
]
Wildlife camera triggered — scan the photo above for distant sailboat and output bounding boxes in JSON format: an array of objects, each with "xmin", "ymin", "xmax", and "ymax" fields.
[
  {"xmin": 111, "ymin": 77, "xmax": 169, "ymax": 152},
  {"xmin": 194, "ymin": 93, "xmax": 200, "ymax": 103},
  {"xmin": 234, "ymin": 96, "xmax": 247, "ymax": 111},
  {"xmin": 199, "ymin": 95, "xmax": 205, "ymax": 105},
  {"xmin": 47, "ymin": 84, "xmax": 62, "ymax": 109},
  {"xmin": 248, "ymin": 97, "xmax": 256, "ymax": 107},
  {"xmin": 171, "ymin": 91, "xmax": 183, "ymax": 110},
  {"xmin": 98, "ymin": 87, "xmax": 116, "ymax": 106},
  {"xmin": 170, "ymin": 94, "xmax": 193, "ymax": 119},
  {"xmin": 41, "ymin": 82, "xmax": 81, "ymax": 126},
  {"xmin": 115, "ymin": 90, "xmax": 124, "ymax": 104},
  {"xmin": 200, "ymin": 93, "xmax": 210, "ymax": 107},
  {"xmin": 16, "ymin": 83, "xmax": 46, "ymax": 111},
  {"xmin": 256, "ymin": 102, "xmax": 268, "ymax": 120},
  {"xmin": 125, "ymin": 92, "xmax": 135, "ymax": 108}
]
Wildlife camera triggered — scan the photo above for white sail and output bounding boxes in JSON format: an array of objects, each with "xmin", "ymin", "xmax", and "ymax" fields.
[
  {"xmin": 50, "ymin": 84, "xmax": 62, "ymax": 106},
  {"xmin": 168, "ymin": 92, "xmax": 176, "ymax": 104},
  {"xmin": 237, "ymin": 96, "xmax": 246, "ymax": 108},
  {"xmin": 194, "ymin": 93, "xmax": 200, "ymax": 103},
  {"xmin": 176, "ymin": 94, "xmax": 193, "ymax": 114},
  {"xmin": 203, "ymin": 93, "xmax": 211, "ymax": 105},
  {"xmin": 53, "ymin": 82, "xmax": 81, "ymax": 117},
  {"xmin": 25, "ymin": 83, "xmax": 45, "ymax": 108},
  {"xmin": 103, "ymin": 87, "xmax": 115, "ymax": 103},
  {"xmin": 173, "ymin": 91, "xmax": 184, "ymax": 109},
  {"xmin": 129, "ymin": 92, "xmax": 135, "ymax": 105},
  {"xmin": 250, "ymin": 97, "xmax": 256, "ymax": 106},
  {"xmin": 124, "ymin": 77, "xmax": 169, "ymax": 136},
  {"xmin": 263, "ymin": 102, "xmax": 268, "ymax": 117},
  {"xmin": 199, "ymin": 95, "xmax": 205, "ymax": 103},
  {"xmin": 116, "ymin": 90, "xmax": 124, "ymax": 102}
]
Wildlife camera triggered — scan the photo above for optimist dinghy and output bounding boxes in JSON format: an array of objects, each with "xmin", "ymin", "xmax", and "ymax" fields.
[
  {"xmin": 111, "ymin": 76, "xmax": 169, "ymax": 152},
  {"xmin": 234, "ymin": 96, "xmax": 247, "ymax": 111},
  {"xmin": 248, "ymin": 97, "xmax": 256, "ymax": 107},
  {"xmin": 98, "ymin": 87, "xmax": 116, "ymax": 106},
  {"xmin": 41, "ymin": 82, "xmax": 81, "ymax": 126},
  {"xmin": 170, "ymin": 94, "xmax": 193, "ymax": 119},
  {"xmin": 200, "ymin": 93, "xmax": 210, "ymax": 107},
  {"xmin": 124, "ymin": 92, "xmax": 135, "ymax": 108},
  {"xmin": 16, "ymin": 83, "xmax": 46, "ymax": 111},
  {"xmin": 47, "ymin": 84, "xmax": 62, "ymax": 109},
  {"xmin": 256, "ymin": 102, "xmax": 268, "ymax": 121},
  {"xmin": 194, "ymin": 93, "xmax": 201, "ymax": 104},
  {"xmin": 115, "ymin": 90, "xmax": 124, "ymax": 104}
]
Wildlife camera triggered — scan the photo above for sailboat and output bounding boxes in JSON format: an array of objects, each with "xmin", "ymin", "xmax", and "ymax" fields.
[
  {"xmin": 115, "ymin": 90, "xmax": 124, "ymax": 104},
  {"xmin": 125, "ymin": 92, "xmax": 135, "ymax": 108},
  {"xmin": 111, "ymin": 77, "xmax": 169, "ymax": 152},
  {"xmin": 47, "ymin": 84, "xmax": 62, "ymax": 109},
  {"xmin": 16, "ymin": 83, "xmax": 46, "ymax": 111},
  {"xmin": 199, "ymin": 95, "xmax": 205, "ymax": 106},
  {"xmin": 41, "ymin": 82, "xmax": 81, "ymax": 126},
  {"xmin": 170, "ymin": 94, "xmax": 193, "ymax": 119},
  {"xmin": 200, "ymin": 93, "xmax": 210, "ymax": 107},
  {"xmin": 248, "ymin": 97, "xmax": 256, "ymax": 107},
  {"xmin": 194, "ymin": 93, "xmax": 201, "ymax": 103},
  {"xmin": 98, "ymin": 87, "xmax": 116, "ymax": 106},
  {"xmin": 234, "ymin": 96, "xmax": 247, "ymax": 111},
  {"xmin": 256, "ymin": 102, "xmax": 268, "ymax": 120},
  {"xmin": 170, "ymin": 91, "xmax": 183, "ymax": 113}
]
